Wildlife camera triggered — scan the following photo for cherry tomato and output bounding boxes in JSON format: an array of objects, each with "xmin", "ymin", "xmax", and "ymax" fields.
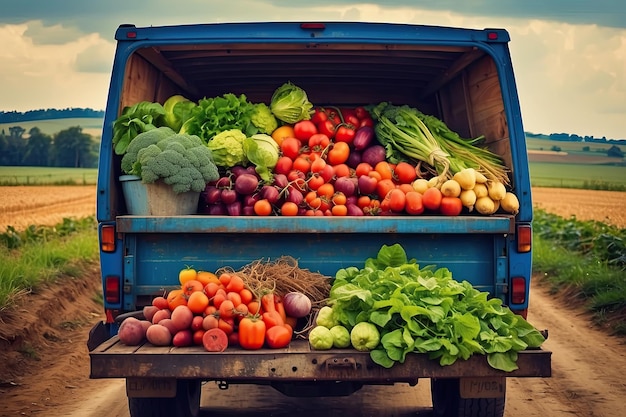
[
  {"xmin": 311, "ymin": 108, "xmax": 329, "ymax": 124},
  {"xmin": 308, "ymin": 133, "xmax": 331, "ymax": 153},
  {"xmin": 376, "ymin": 178, "xmax": 396, "ymax": 200},
  {"xmin": 307, "ymin": 174, "xmax": 325, "ymax": 191},
  {"xmin": 333, "ymin": 163, "xmax": 351, "ymax": 178},
  {"xmin": 293, "ymin": 155, "xmax": 312, "ymax": 173},
  {"xmin": 280, "ymin": 201, "xmax": 299, "ymax": 216},
  {"xmin": 331, "ymin": 204, "xmax": 348, "ymax": 216},
  {"xmin": 355, "ymin": 162, "xmax": 373, "ymax": 177},
  {"xmin": 310, "ymin": 157, "xmax": 327, "ymax": 174},
  {"xmin": 375, "ymin": 161, "xmax": 394, "ymax": 180},
  {"xmin": 359, "ymin": 118, "xmax": 374, "ymax": 128},
  {"xmin": 354, "ymin": 106, "xmax": 370, "ymax": 120},
  {"xmin": 253, "ymin": 199, "xmax": 273, "ymax": 216},
  {"xmin": 439, "ymin": 196, "xmax": 463, "ymax": 216},
  {"xmin": 293, "ymin": 120, "xmax": 318, "ymax": 141}
]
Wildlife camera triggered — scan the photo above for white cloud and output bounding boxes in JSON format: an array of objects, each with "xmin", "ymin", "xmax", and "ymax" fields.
[
  {"xmin": 0, "ymin": 4, "xmax": 624, "ymax": 139},
  {"xmin": 0, "ymin": 21, "xmax": 115, "ymax": 111}
]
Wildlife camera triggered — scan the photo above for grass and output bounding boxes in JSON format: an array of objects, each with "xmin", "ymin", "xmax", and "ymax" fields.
[
  {"xmin": 532, "ymin": 209, "xmax": 626, "ymax": 336},
  {"xmin": 0, "ymin": 166, "xmax": 98, "ymax": 185},
  {"xmin": 0, "ymin": 217, "xmax": 99, "ymax": 312},
  {"xmin": 529, "ymin": 162, "xmax": 626, "ymax": 190}
]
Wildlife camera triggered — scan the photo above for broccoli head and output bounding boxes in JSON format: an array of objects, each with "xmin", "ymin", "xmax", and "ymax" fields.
[
  {"xmin": 134, "ymin": 132, "xmax": 219, "ymax": 194},
  {"xmin": 121, "ymin": 126, "xmax": 176, "ymax": 175},
  {"xmin": 250, "ymin": 103, "xmax": 278, "ymax": 135}
]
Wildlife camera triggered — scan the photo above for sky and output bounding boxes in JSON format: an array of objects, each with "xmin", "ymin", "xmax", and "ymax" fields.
[{"xmin": 0, "ymin": 0, "xmax": 624, "ymax": 139}]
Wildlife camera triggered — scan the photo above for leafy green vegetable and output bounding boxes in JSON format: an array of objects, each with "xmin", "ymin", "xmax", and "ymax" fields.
[
  {"xmin": 329, "ymin": 243, "xmax": 545, "ymax": 371},
  {"xmin": 250, "ymin": 103, "xmax": 278, "ymax": 134},
  {"xmin": 208, "ymin": 129, "xmax": 248, "ymax": 168},
  {"xmin": 370, "ymin": 102, "xmax": 509, "ymax": 185},
  {"xmin": 181, "ymin": 93, "xmax": 256, "ymax": 142},
  {"xmin": 269, "ymin": 82, "xmax": 314, "ymax": 124},
  {"xmin": 243, "ymin": 134, "xmax": 279, "ymax": 181},
  {"xmin": 112, "ymin": 101, "xmax": 166, "ymax": 155},
  {"xmin": 163, "ymin": 95, "xmax": 196, "ymax": 133}
]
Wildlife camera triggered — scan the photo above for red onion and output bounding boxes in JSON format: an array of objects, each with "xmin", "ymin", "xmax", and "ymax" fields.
[{"xmin": 282, "ymin": 291, "xmax": 312, "ymax": 318}]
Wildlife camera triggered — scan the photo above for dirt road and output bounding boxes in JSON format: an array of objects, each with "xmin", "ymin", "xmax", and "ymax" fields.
[{"xmin": 2, "ymin": 274, "xmax": 623, "ymax": 417}]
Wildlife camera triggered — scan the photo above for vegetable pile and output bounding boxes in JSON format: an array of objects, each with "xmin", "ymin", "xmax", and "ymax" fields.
[
  {"xmin": 307, "ymin": 244, "xmax": 545, "ymax": 371},
  {"xmin": 115, "ymin": 82, "xmax": 520, "ymax": 216},
  {"xmin": 117, "ymin": 245, "xmax": 545, "ymax": 372},
  {"xmin": 118, "ymin": 258, "xmax": 331, "ymax": 352}
]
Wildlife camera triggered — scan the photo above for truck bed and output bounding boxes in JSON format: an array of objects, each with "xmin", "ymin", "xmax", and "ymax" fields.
[{"xmin": 90, "ymin": 333, "xmax": 551, "ymax": 381}]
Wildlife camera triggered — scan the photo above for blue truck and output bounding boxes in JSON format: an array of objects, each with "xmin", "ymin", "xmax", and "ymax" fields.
[{"xmin": 88, "ymin": 21, "xmax": 551, "ymax": 417}]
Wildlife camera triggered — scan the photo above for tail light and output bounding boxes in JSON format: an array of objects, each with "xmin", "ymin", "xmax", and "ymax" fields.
[
  {"xmin": 100, "ymin": 224, "xmax": 116, "ymax": 253},
  {"xmin": 517, "ymin": 224, "xmax": 532, "ymax": 253},
  {"xmin": 105, "ymin": 275, "xmax": 121, "ymax": 304},
  {"xmin": 511, "ymin": 276, "xmax": 526, "ymax": 304}
]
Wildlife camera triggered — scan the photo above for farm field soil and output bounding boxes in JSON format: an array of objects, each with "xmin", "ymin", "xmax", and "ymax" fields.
[
  {"xmin": 0, "ymin": 186, "xmax": 96, "ymax": 232},
  {"xmin": 0, "ymin": 186, "xmax": 625, "ymax": 416}
]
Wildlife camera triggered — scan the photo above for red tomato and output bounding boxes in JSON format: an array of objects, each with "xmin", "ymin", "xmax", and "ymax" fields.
[
  {"xmin": 422, "ymin": 187, "xmax": 443, "ymax": 211},
  {"xmin": 376, "ymin": 179, "xmax": 396, "ymax": 200},
  {"xmin": 307, "ymin": 174, "xmax": 325, "ymax": 191},
  {"xmin": 439, "ymin": 196, "xmax": 463, "ymax": 216},
  {"xmin": 354, "ymin": 106, "xmax": 370, "ymax": 120},
  {"xmin": 274, "ymin": 156, "xmax": 293, "ymax": 175},
  {"xmin": 318, "ymin": 164, "xmax": 335, "ymax": 183},
  {"xmin": 293, "ymin": 155, "xmax": 312, "ymax": 173},
  {"xmin": 355, "ymin": 162, "xmax": 373, "ymax": 177},
  {"xmin": 333, "ymin": 163, "xmax": 351, "ymax": 178},
  {"xmin": 327, "ymin": 141, "xmax": 350, "ymax": 165},
  {"xmin": 280, "ymin": 137, "xmax": 302, "ymax": 160},
  {"xmin": 311, "ymin": 108, "xmax": 329, "ymax": 124},
  {"xmin": 265, "ymin": 324, "xmax": 293, "ymax": 349},
  {"xmin": 334, "ymin": 125, "xmax": 356, "ymax": 145},
  {"xmin": 293, "ymin": 120, "xmax": 318, "ymax": 141},
  {"xmin": 394, "ymin": 162, "xmax": 418, "ymax": 184},
  {"xmin": 386, "ymin": 188, "xmax": 406, "ymax": 213},
  {"xmin": 316, "ymin": 120, "xmax": 337, "ymax": 139},
  {"xmin": 308, "ymin": 133, "xmax": 330, "ymax": 153},
  {"xmin": 310, "ymin": 157, "xmax": 327, "ymax": 174},
  {"xmin": 404, "ymin": 191, "xmax": 425, "ymax": 215}
]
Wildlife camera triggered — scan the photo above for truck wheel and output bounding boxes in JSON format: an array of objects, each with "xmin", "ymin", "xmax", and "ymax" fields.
[
  {"xmin": 431, "ymin": 378, "xmax": 505, "ymax": 417},
  {"xmin": 128, "ymin": 379, "xmax": 201, "ymax": 417}
]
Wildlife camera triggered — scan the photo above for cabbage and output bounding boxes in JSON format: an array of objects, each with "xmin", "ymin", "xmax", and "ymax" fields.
[
  {"xmin": 243, "ymin": 134, "xmax": 279, "ymax": 181},
  {"xmin": 207, "ymin": 129, "xmax": 247, "ymax": 168},
  {"xmin": 269, "ymin": 82, "xmax": 314, "ymax": 124}
]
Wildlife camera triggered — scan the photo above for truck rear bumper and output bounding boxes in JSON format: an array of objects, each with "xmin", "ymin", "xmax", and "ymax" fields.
[{"xmin": 89, "ymin": 326, "xmax": 551, "ymax": 382}]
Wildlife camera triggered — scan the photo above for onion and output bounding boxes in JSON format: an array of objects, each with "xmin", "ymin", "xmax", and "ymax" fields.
[
  {"xmin": 282, "ymin": 291, "xmax": 312, "ymax": 318},
  {"xmin": 361, "ymin": 145, "xmax": 386, "ymax": 167}
]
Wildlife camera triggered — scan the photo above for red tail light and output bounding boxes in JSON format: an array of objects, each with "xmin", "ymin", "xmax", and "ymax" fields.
[
  {"xmin": 105, "ymin": 276, "xmax": 121, "ymax": 304},
  {"xmin": 101, "ymin": 225, "xmax": 116, "ymax": 253},
  {"xmin": 517, "ymin": 224, "xmax": 532, "ymax": 253},
  {"xmin": 511, "ymin": 276, "xmax": 527, "ymax": 304}
]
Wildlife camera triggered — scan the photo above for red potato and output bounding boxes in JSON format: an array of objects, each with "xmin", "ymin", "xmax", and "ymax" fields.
[
  {"xmin": 118, "ymin": 317, "xmax": 147, "ymax": 346},
  {"xmin": 142, "ymin": 305, "xmax": 159, "ymax": 322},
  {"xmin": 172, "ymin": 329, "xmax": 193, "ymax": 347},
  {"xmin": 170, "ymin": 305, "xmax": 194, "ymax": 331},
  {"xmin": 151, "ymin": 308, "xmax": 171, "ymax": 324},
  {"xmin": 146, "ymin": 324, "xmax": 173, "ymax": 346},
  {"xmin": 140, "ymin": 320, "xmax": 152, "ymax": 334},
  {"xmin": 158, "ymin": 318, "xmax": 178, "ymax": 336}
]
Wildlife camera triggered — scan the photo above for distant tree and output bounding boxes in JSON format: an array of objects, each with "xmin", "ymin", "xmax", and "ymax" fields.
[
  {"xmin": 9, "ymin": 126, "xmax": 25, "ymax": 139},
  {"xmin": 51, "ymin": 126, "xmax": 98, "ymax": 168},
  {"xmin": 550, "ymin": 145, "xmax": 562, "ymax": 152},
  {"xmin": 582, "ymin": 146, "xmax": 590, "ymax": 152},
  {"xmin": 22, "ymin": 127, "xmax": 52, "ymax": 166},
  {"xmin": 607, "ymin": 145, "xmax": 623, "ymax": 158},
  {"xmin": 0, "ymin": 134, "xmax": 27, "ymax": 165}
]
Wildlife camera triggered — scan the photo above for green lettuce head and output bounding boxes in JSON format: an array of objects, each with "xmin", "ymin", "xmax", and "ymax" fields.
[{"xmin": 207, "ymin": 129, "xmax": 247, "ymax": 168}]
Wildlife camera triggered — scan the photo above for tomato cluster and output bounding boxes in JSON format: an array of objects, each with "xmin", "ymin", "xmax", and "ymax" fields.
[
  {"xmin": 199, "ymin": 106, "xmax": 467, "ymax": 216},
  {"xmin": 141, "ymin": 267, "xmax": 296, "ymax": 351}
]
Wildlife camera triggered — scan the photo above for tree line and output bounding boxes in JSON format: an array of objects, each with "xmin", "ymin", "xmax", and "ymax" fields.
[
  {"xmin": 0, "ymin": 125, "xmax": 99, "ymax": 168},
  {"xmin": 0, "ymin": 108, "xmax": 104, "ymax": 123}
]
